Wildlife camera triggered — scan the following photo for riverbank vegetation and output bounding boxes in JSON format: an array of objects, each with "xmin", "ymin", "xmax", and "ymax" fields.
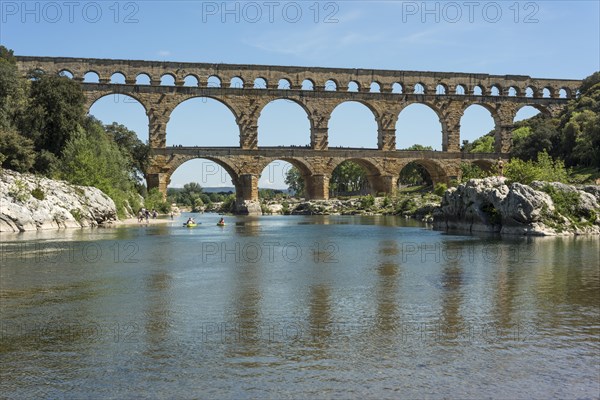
[{"xmin": 0, "ymin": 46, "xmax": 152, "ymax": 217}]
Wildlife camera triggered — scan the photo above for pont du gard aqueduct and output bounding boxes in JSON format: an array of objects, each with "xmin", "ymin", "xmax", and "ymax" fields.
[{"xmin": 15, "ymin": 56, "xmax": 581, "ymax": 213}]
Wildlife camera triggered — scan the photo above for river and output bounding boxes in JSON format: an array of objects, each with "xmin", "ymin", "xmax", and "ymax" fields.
[{"xmin": 1, "ymin": 214, "xmax": 599, "ymax": 399}]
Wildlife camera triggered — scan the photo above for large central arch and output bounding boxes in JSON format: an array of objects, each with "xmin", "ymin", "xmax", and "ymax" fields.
[
  {"xmin": 328, "ymin": 101, "xmax": 379, "ymax": 149},
  {"xmin": 258, "ymin": 99, "xmax": 312, "ymax": 147},
  {"xmin": 166, "ymin": 97, "xmax": 241, "ymax": 147},
  {"xmin": 396, "ymin": 103, "xmax": 444, "ymax": 150}
]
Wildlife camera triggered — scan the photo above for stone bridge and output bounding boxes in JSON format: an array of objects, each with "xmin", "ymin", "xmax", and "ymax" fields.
[{"xmin": 16, "ymin": 56, "xmax": 581, "ymax": 213}]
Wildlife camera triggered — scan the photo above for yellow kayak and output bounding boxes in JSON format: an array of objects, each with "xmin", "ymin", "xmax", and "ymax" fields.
[
  {"xmin": 216, "ymin": 223, "xmax": 225, "ymax": 227},
  {"xmin": 184, "ymin": 223, "xmax": 197, "ymax": 228}
]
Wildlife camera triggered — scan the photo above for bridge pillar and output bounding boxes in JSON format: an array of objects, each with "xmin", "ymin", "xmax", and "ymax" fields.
[
  {"xmin": 240, "ymin": 128, "xmax": 258, "ymax": 149},
  {"xmin": 378, "ymin": 128, "xmax": 396, "ymax": 151},
  {"xmin": 235, "ymin": 174, "xmax": 261, "ymax": 215},
  {"xmin": 441, "ymin": 101, "xmax": 463, "ymax": 152},
  {"xmin": 305, "ymin": 175, "xmax": 329, "ymax": 200},
  {"xmin": 311, "ymin": 127, "xmax": 328, "ymax": 150},
  {"xmin": 146, "ymin": 173, "xmax": 170, "ymax": 200},
  {"xmin": 494, "ymin": 126, "xmax": 513, "ymax": 153},
  {"xmin": 148, "ymin": 109, "xmax": 170, "ymax": 148},
  {"xmin": 368, "ymin": 175, "xmax": 397, "ymax": 196},
  {"xmin": 495, "ymin": 102, "xmax": 518, "ymax": 153}
]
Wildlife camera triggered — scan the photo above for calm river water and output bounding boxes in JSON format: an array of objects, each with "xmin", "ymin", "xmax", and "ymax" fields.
[{"xmin": 1, "ymin": 214, "xmax": 599, "ymax": 399}]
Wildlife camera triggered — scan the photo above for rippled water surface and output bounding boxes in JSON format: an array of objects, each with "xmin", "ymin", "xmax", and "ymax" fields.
[{"xmin": 1, "ymin": 214, "xmax": 599, "ymax": 399}]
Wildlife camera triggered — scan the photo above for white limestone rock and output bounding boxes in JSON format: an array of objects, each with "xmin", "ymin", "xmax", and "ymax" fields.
[
  {"xmin": 434, "ymin": 177, "xmax": 600, "ymax": 236},
  {"xmin": 0, "ymin": 169, "xmax": 117, "ymax": 233}
]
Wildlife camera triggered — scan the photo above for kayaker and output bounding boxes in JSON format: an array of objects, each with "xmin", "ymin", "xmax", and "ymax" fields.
[{"xmin": 218, "ymin": 217, "xmax": 225, "ymax": 225}]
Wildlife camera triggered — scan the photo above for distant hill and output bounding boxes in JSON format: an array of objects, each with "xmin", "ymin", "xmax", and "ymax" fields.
[{"xmin": 201, "ymin": 187, "xmax": 235, "ymax": 193}]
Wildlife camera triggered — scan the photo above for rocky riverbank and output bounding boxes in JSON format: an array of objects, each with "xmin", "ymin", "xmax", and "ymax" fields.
[
  {"xmin": 433, "ymin": 177, "xmax": 600, "ymax": 236},
  {"xmin": 0, "ymin": 169, "xmax": 117, "ymax": 232},
  {"xmin": 256, "ymin": 192, "xmax": 442, "ymax": 221}
]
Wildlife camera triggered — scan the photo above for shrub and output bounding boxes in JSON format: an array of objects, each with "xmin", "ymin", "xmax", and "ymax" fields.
[
  {"xmin": 8, "ymin": 179, "xmax": 29, "ymax": 202},
  {"xmin": 144, "ymin": 188, "xmax": 171, "ymax": 214},
  {"xmin": 70, "ymin": 208, "xmax": 82, "ymax": 221},
  {"xmin": 31, "ymin": 186, "xmax": 45, "ymax": 200},
  {"xmin": 504, "ymin": 151, "xmax": 569, "ymax": 185},
  {"xmin": 433, "ymin": 183, "xmax": 447, "ymax": 196},
  {"xmin": 219, "ymin": 194, "xmax": 236, "ymax": 213},
  {"xmin": 360, "ymin": 194, "xmax": 375, "ymax": 209}
]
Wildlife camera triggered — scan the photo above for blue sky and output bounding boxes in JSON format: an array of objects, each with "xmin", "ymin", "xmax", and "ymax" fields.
[{"xmin": 2, "ymin": 1, "xmax": 598, "ymax": 188}]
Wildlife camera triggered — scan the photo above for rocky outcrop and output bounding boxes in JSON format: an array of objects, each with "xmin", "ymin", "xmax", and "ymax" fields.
[
  {"xmin": 0, "ymin": 169, "xmax": 117, "ymax": 233},
  {"xmin": 434, "ymin": 177, "xmax": 600, "ymax": 235}
]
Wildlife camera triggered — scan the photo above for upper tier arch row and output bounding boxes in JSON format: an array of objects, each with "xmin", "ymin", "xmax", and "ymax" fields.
[{"xmin": 16, "ymin": 56, "xmax": 581, "ymax": 99}]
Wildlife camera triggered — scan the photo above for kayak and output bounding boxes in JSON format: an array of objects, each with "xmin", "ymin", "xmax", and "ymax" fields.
[
  {"xmin": 217, "ymin": 223, "xmax": 226, "ymax": 227},
  {"xmin": 184, "ymin": 223, "xmax": 198, "ymax": 228}
]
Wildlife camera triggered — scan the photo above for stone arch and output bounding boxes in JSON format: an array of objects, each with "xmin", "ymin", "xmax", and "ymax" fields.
[
  {"xmin": 414, "ymin": 83, "xmax": 426, "ymax": 94},
  {"xmin": 254, "ymin": 77, "xmax": 268, "ymax": 89},
  {"xmin": 473, "ymin": 85, "xmax": 485, "ymax": 95},
  {"xmin": 83, "ymin": 71, "xmax": 100, "ymax": 83},
  {"xmin": 436, "ymin": 84, "xmax": 447, "ymax": 95},
  {"xmin": 160, "ymin": 73, "xmax": 176, "ymax": 86},
  {"xmin": 136, "ymin": 73, "xmax": 151, "ymax": 85},
  {"xmin": 392, "ymin": 82, "xmax": 403, "ymax": 94},
  {"xmin": 183, "ymin": 74, "xmax": 200, "ymax": 87},
  {"xmin": 257, "ymin": 157, "xmax": 315, "ymax": 177},
  {"xmin": 301, "ymin": 79, "xmax": 314, "ymax": 90},
  {"xmin": 328, "ymin": 158, "xmax": 388, "ymax": 196},
  {"xmin": 160, "ymin": 156, "xmax": 241, "ymax": 200},
  {"xmin": 87, "ymin": 92, "xmax": 149, "ymax": 143},
  {"xmin": 230, "ymin": 76, "xmax": 244, "ymax": 89},
  {"xmin": 490, "ymin": 84, "xmax": 501, "ymax": 96},
  {"xmin": 455, "ymin": 84, "xmax": 466, "ymax": 95},
  {"xmin": 465, "ymin": 103, "xmax": 500, "ymax": 126},
  {"xmin": 166, "ymin": 96, "xmax": 241, "ymax": 146},
  {"xmin": 514, "ymin": 103, "xmax": 550, "ymax": 119},
  {"xmin": 58, "ymin": 69, "xmax": 74, "ymax": 78},
  {"xmin": 166, "ymin": 155, "xmax": 240, "ymax": 183},
  {"xmin": 207, "ymin": 75, "xmax": 222, "ymax": 88},
  {"xmin": 398, "ymin": 159, "xmax": 449, "ymax": 186},
  {"xmin": 257, "ymin": 98, "xmax": 312, "ymax": 146},
  {"xmin": 328, "ymin": 100, "xmax": 380, "ymax": 148},
  {"xmin": 507, "ymin": 86, "xmax": 519, "ymax": 96},
  {"xmin": 327, "ymin": 157, "xmax": 383, "ymax": 177},
  {"xmin": 348, "ymin": 80, "xmax": 360, "ymax": 92},
  {"xmin": 471, "ymin": 159, "xmax": 495, "ymax": 172},
  {"xmin": 87, "ymin": 91, "xmax": 149, "ymax": 114},
  {"xmin": 278, "ymin": 78, "xmax": 292, "ymax": 89},
  {"xmin": 396, "ymin": 101, "xmax": 445, "ymax": 150},
  {"xmin": 559, "ymin": 87, "xmax": 571, "ymax": 99},
  {"xmin": 324, "ymin": 79, "xmax": 338, "ymax": 91},
  {"xmin": 110, "ymin": 72, "xmax": 126, "ymax": 84},
  {"xmin": 370, "ymin": 81, "xmax": 381, "ymax": 93}
]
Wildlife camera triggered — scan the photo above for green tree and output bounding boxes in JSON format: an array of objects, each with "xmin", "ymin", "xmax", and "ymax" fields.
[
  {"xmin": 459, "ymin": 162, "xmax": 494, "ymax": 182},
  {"xmin": 285, "ymin": 167, "xmax": 305, "ymax": 197},
  {"xmin": 60, "ymin": 119, "xmax": 136, "ymax": 217},
  {"xmin": 402, "ymin": 144, "xmax": 433, "ymax": 151},
  {"xmin": 330, "ymin": 161, "xmax": 367, "ymax": 195},
  {"xmin": 504, "ymin": 151, "xmax": 569, "ymax": 184},
  {"xmin": 510, "ymin": 115, "xmax": 560, "ymax": 161},
  {"xmin": 0, "ymin": 46, "xmax": 28, "ymax": 131},
  {"xmin": 0, "ymin": 129, "xmax": 36, "ymax": 172},
  {"xmin": 469, "ymin": 135, "xmax": 495, "ymax": 153},
  {"xmin": 21, "ymin": 71, "xmax": 85, "ymax": 156},
  {"xmin": 399, "ymin": 162, "xmax": 432, "ymax": 186},
  {"xmin": 103, "ymin": 121, "xmax": 149, "ymax": 181}
]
